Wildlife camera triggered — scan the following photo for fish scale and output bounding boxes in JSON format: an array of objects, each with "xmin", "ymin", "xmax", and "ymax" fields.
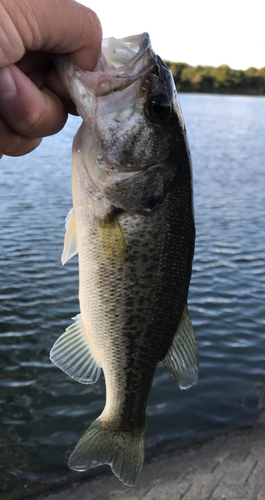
[
  {"xmin": 50, "ymin": 32, "xmax": 198, "ymax": 487},
  {"xmin": 78, "ymin": 210, "xmax": 163, "ymax": 427}
]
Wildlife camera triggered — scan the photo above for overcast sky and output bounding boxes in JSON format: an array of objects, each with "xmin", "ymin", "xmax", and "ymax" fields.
[{"xmin": 79, "ymin": 0, "xmax": 265, "ymax": 70}]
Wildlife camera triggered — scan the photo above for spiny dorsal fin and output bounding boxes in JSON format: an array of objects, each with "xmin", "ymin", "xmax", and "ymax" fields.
[
  {"xmin": 50, "ymin": 314, "xmax": 101, "ymax": 384},
  {"xmin": 61, "ymin": 208, "xmax": 78, "ymax": 265},
  {"xmin": 162, "ymin": 305, "xmax": 199, "ymax": 390}
]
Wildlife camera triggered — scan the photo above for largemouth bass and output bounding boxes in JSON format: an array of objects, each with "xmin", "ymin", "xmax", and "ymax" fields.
[{"xmin": 50, "ymin": 33, "xmax": 198, "ymax": 486}]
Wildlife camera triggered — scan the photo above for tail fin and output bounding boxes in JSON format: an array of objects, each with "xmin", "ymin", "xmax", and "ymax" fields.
[{"xmin": 68, "ymin": 418, "xmax": 145, "ymax": 486}]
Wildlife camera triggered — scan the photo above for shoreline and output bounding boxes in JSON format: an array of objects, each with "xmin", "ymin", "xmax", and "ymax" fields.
[{"xmin": 20, "ymin": 420, "xmax": 265, "ymax": 500}]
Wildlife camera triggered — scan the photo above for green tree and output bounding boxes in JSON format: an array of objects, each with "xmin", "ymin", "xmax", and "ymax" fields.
[{"xmin": 163, "ymin": 59, "xmax": 265, "ymax": 95}]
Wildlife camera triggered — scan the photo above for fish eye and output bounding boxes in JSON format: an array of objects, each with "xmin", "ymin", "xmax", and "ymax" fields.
[{"xmin": 146, "ymin": 94, "xmax": 172, "ymax": 122}]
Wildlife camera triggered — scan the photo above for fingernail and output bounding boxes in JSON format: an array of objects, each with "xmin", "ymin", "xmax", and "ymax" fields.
[{"xmin": 0, "ymin": 68, "xmax": 17, "ymax": 103}]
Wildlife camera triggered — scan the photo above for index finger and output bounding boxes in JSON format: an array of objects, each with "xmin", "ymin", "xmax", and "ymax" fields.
[{"xmin": 1, "ymin": 0, "xmax": 102, "ymax": 70}]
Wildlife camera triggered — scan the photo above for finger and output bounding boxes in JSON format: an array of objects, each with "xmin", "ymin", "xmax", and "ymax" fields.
[
  {"xmin": 0, "ymin": 116, "xmax": 42, "ymax": 157},
  {"xmin": 15, "ymin": 58, "xmax": 78, "ymax": 115},
  {"xmin": 0, "ymin": 64, "xmax": 68, "ymax": 138},
  {"xmin": 15, "ymin": 54, "xmax": 74, "ymax": 108},
  {"xmin": 16, "ymin": 51, "xmax": 52, "ymax": 75},
  {"xmin": 2, "ymin": 0, "xmax": 102, "ymax": 70},
  {"xmin": 15, "ymin": 55, "xmax": 76, "ymax": 108},
  {"xmin": 15, "ymin": 52, "xmax": 73, "ymax": 104},
  {"xmin": 15, "ymin": 53, "xmax": 78, "ymax": 115},
  {"xmin": 44, "ymin": 69, "xmax": 78, "ymax": 115},
  {"xmin": 44, "ymin": 67, "xmax": 70, "ymax": 100}
]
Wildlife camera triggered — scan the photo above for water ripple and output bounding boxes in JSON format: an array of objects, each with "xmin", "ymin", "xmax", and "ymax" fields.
[{"xmin": 1, "ymin": 99, "xmax": 265, "ymax": 497}]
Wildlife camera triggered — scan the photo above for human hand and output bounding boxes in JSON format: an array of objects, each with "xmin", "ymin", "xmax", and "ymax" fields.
[{"xmin": 0, "ymin": 0, "xmax": 102, "ymax": 157}]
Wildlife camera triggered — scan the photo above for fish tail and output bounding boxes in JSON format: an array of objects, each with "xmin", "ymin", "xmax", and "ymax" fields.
[{"xmin": 68, "ymin": 417, "xmax": 145, "ymax": 486}]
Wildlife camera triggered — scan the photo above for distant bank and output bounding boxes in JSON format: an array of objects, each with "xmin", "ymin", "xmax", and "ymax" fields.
[{"xmin": 165, "ymin": 61, "xmax": 265, "ymax": 95}]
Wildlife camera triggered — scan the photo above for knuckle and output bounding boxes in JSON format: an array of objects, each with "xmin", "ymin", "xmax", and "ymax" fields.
[
  {"xmin": 81, "ymin": 9, "xmax": 102, "ymax": 50},
  {"xmin": 0, "ymin": 3, "xmax": 25, "ymax": 66},
  {"xmin": 12, "ymin": 0, "xmax": 42, "ymax": 50}
]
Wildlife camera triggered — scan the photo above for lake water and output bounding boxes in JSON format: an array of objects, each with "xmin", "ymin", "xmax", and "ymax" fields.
[{"xmin": 1, "ymin": 94, "xmax": 265, "ymax": 499}]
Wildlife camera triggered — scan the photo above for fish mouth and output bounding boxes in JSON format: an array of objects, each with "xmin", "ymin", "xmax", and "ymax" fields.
[
  {"xmin": 101, "ymin": 33, "xmax": 152, "ymax": 71},
  {"xmin": 56, "ymin": 34, "xmax": 175, "ymax": 179},
  {"xmin": 84, "ymin": 32, "xmax": 155, "ymax": 96},
  {"xmin": 56, "ymin": 33, "xmax": 156, "ymax": 98}
]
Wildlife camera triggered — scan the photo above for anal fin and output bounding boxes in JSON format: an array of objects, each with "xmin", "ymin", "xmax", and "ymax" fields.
[
  {"xmin": 162, "ymin": 305, "xmax": 199, "ymax": 390},
  {"xmin": 50, "ymin": 314, "xmax": 101, "ymax": 384}
]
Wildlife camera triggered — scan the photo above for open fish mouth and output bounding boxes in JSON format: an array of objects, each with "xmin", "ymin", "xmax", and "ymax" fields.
[
  {"xmin": 55, "ymin": 32, "xmax": 185, "ymax": 182},
  {"xmin": 57, "ymin": 33, "xmax": 156, "ymax": 97},
  {"xmin": 101, "ymin": 33, "xmax": 152, "ymax": 72}
]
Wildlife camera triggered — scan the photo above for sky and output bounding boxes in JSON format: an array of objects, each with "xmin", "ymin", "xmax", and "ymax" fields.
[{"xmin": 79, "ymin": 0, "xmax": 265, "ymax": 70}]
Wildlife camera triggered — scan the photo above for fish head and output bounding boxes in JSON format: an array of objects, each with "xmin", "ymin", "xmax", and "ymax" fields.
[{"xmin": 56, "ymin": 33, "xmax": 188, "ymax": 215}]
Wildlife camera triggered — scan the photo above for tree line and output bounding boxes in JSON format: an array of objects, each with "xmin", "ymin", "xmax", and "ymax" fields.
[{"xmin": 164, "ymin": 61, "xmax": 265, "ymax": 95}]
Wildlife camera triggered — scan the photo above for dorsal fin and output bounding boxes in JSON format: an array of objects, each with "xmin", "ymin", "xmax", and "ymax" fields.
[
  {"xmin": 50, "ymin": 315, "xmax": 101, "ymax": 384},
  {"xmin": 162, "ymin": 305, "xmax": 199, "ymax": 390}
]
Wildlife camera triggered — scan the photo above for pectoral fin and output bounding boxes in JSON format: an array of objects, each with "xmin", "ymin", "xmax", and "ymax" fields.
[
  {"xmin": 61, "ymin": 208, "xmax": 78, "ymax": 265},
  {"xmin": 162, "ymin": 305, "xmax": 199, "ymax": 390},
  {"xmin": 50, "ymin": 314, "xmax": 101, "ymax": 384},
  {"xmin": 98, "ymin": 216, "xmax": 128, "ymax": 267}
]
